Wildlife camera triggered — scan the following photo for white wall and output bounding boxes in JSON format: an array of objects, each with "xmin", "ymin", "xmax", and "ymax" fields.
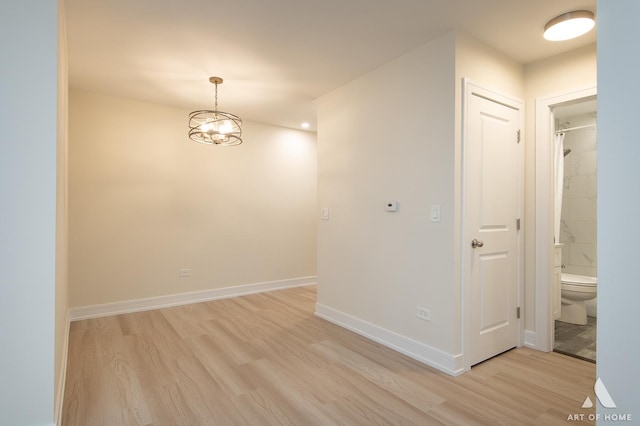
[
  {"xmin": 69, "ymin": 91, "xmax": 317, "ymax": 308},
  {"xmin": 55, "ymin": 0, "xmax": 70, "ymax": 422},
  {"xmin": 316, "ymin": 32, "xmax": 458, "ymax": 358},
  {"xmin": 523, "ymin": 44, "xmax": 597, "ymax": 335},
  {"xmin": 316, "ymin": 32, "xmax": 523, "ymax": 372},
  {"xmin": 597, "ymin": 0, "xmax": 640, "ymax": 416},
  {"xmin": 455, "ymin": 33, "xmax": 524, "ymax": 98},
  {"xmin": 0, "ymin": 2, "xmax": 59, "ymax": 425}
]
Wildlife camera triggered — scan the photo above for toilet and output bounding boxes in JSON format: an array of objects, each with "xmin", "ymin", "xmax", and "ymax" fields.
[{"xmin": 559, "ymin": 273, "xmax": 597, "ymax": 325}]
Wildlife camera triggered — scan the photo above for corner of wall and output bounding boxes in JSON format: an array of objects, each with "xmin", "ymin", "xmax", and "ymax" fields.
[
  {"xmin": 54, "ymin": 309, "xmax": 70, "ymax": 426},
  {"xmin": 55, "ymin": 0, "xmax": 70, "ymax": 421}
]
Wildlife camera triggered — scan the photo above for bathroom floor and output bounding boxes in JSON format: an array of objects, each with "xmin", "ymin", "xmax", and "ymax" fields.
[{"xmin": 554, "ymin": 317, "xmax": 597, "ymax": 363}]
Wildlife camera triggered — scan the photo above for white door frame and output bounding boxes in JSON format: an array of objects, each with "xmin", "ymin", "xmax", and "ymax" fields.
[
  {"xmin": 534, "ymin": 86, "xmax": 597, "ymax": 352},
  {"xmin": 462, "ymin": 79, "xmax": 525, "ymax": 371}
]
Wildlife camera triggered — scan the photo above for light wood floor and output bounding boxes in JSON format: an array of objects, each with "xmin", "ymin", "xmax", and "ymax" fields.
[{"xmin": 63, "ymin": 286, "xmax": 595, "ymax": 425}]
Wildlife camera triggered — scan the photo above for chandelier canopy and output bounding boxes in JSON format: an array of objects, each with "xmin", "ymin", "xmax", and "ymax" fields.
[{"xmin": 188, "ymin": 77, "xmax": 242, "ymax": 146}]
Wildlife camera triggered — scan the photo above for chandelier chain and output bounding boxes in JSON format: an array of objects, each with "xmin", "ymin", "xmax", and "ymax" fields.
[{"xmin": 214, "ymin": 82, "xmax": 219, "ymax": 111}]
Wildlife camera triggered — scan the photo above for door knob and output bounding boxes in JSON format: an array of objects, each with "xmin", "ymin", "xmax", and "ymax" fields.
[{"xmin": 471, "ymin": 239, "xmax": 484, "ymax": 248}]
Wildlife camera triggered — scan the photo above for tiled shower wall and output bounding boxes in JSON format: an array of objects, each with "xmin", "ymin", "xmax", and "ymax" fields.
[{"xmin": 560, "ymin": 112, "xmax": 597, "ymax": 278}]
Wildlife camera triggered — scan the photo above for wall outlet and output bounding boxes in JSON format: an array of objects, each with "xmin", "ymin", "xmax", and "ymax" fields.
[
  {"xmin": 179, "ymin": 268, "xmax": 192, "ymax": 277},
  {"xmin": 385, "ymin": 201, "xmax": 398, "ymax": 212},
  {"xmin": 416, "ymin": 306, "xmax": 431, "ymax": 321}
]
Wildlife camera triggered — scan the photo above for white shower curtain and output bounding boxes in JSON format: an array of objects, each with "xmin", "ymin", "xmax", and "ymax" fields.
[{"xmin": 553, "ymin": 132, "xmax": 565, "ymax": 244}]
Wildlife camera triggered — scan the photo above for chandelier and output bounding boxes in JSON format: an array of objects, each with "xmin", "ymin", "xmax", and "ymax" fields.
[{"xmin": 188, "ymin": 77, "xmax": 242, "ymax": 146}]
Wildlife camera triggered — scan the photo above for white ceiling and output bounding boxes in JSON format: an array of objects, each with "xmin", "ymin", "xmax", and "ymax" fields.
[{"xmin": 65, "ymin": 0, "xmax": 596, "ymax": 132}]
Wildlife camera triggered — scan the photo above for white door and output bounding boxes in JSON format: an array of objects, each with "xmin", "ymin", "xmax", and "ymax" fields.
[{"xmin": 463, "ymin": 82, "xmax": 522, "ymax": 366}]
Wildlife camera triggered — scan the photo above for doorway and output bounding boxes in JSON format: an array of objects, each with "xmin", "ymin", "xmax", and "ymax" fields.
[
  {"xmin": 534, "ymin": 86, "xmax": 597, "ymax": 354},
  {"xmin": 552, "ymin": 99, "xmax": 597, "ymax": 362}
]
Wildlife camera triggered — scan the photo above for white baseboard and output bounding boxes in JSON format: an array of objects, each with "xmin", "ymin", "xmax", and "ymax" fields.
[
  {"xmin": 55, "ymin": 309, "xmax": 70, "ymax": 425},
  {"xmin": 69, "ymin": 276, "xmax": 317, "ymax": 321},
  {"xmin": 524, "ymin": 330, "xmax": 537, "ymax": 349},
  {"xmin": 314, "ymin": 303, "xmax": 464, "ymax": 376}
]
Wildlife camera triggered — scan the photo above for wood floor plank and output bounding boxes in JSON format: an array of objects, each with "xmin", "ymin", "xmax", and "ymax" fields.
[
  {"xmin": 64, "ymin": 328, "xmax": 152, "ymax": 425},
  {"xmin": 173, "ymin": 355, "xmax": 250, "ymax": 425},
  {"xmin": 241, "ymin": 358, "xmax": 337, "ymax": 425},
  {"xmin": 313, "ymin": 339, "xmax": 446, "ymax": 410},
  {"xmin": 325, "ymin": 362, "xmax": 444, "ymax": 425},
  {"xmin": 63, "ymin": 286, "xmax": 596, "ymax": 425},
  {"xmin": 187, "ymin": 334, "xmax": 259, "ymax": 397}
]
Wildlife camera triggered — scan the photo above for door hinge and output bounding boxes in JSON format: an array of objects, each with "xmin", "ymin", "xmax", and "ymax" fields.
[
  {"xmin": 516, "ymin": 218, "xmax": 521, "ymax": 230},
  {"xmin": 517, "ymin": 307, "xmax": 521, "ymax": 319},
  {"xmin": 517, "ymin": 129, "xmax": 521, "ymax": 143}
]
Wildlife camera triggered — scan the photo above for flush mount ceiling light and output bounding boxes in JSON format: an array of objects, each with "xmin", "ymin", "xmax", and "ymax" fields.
[
  {"xmin": 188, "ymin": 77, "xmax": 242, "ymax": 146},
  {"xmin": 544, "ymin": 10, "xmax": 595, "ymax": 41}
]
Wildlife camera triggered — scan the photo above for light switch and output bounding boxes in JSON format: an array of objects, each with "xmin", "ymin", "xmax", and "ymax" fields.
[
  {"xmin": 385, "ymin": 201, "xmax": 398, "ymax": 212},
  {"xmin": 321, "ymin": 207, "xmax": 330, "ymax": 220},
  {"xmin": 431, "ymin": 205, "xmax": 441, "ymax": 222}
]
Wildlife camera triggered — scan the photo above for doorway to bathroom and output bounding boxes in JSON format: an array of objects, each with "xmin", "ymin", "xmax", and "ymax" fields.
[
  {"xmin": 552, "ymin": 98, "xmax": 597, "ymax": 363},
  {"xmin": 534, "ymin": 86, "xmax": 597, "ymax": 361}
]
